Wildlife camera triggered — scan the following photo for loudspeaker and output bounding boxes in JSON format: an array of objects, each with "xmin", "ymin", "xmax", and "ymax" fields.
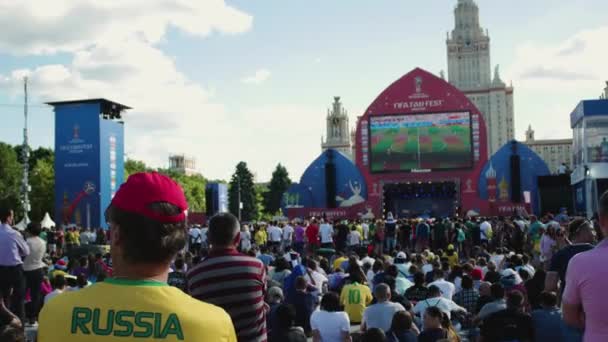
[
  {"xmin": 325, "ymin": 151, "xmax": 337, "ymax": 208},
  {"xmin": 510, "ymin": 155, "xmax": 521, "ymax": 203}
]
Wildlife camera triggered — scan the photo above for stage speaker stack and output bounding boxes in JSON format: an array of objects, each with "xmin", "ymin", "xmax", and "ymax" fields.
[
  {"xmin": 325, "ymin": 150, "xmax": 337, "ymax": 208},
  {"xmin": 510, "ymin": 155, "xmax": 522, "ymax": 203}
]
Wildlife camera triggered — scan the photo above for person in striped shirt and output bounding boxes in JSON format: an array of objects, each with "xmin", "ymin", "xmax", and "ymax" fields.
[{"xmin": 188, "ymin": 213, "xmax": 268, "ymax": 342}]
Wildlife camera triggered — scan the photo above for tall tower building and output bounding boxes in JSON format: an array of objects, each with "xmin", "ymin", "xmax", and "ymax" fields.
[
  {"xmin": 447, "ymin": 0, "xmax": 514, "ymax": 156},
  {"xmin": 322, "ymin": 96, "xmax": 352, "ymax": 159}
]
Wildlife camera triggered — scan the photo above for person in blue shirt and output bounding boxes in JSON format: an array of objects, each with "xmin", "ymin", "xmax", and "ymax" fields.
[
  {"xmin": 257, "ymin": 245, "xmax": 275, "ymax": 266},
  {"xmin": 531, "ymin": 291, "xmax": 567, "ymax": 342}
]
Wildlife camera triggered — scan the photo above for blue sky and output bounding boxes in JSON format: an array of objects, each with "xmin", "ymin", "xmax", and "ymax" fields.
[{"xmin": 1, "ymin": 0, "xmax": 607, "ymax": 181}]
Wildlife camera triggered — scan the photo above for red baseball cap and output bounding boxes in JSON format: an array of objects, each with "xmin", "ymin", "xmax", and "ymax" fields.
[
  {"xmin": 110, "ymin": 172, "xmax": 188, "ymax": 223},
  {"xmin": 470, "ymin": 268, "xmax": 483, "ymax": 281}
]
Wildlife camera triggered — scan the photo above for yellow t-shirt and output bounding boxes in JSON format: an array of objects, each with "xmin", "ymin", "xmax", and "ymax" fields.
[
  {"xmin": 340, "ymin": 282, "xmax": 372, "ymax": 323},
  {"xmin": 254, "ymin": 229, "xmax": 267, "ymax": 246},
  {"xmin": 38, "ymin": 278, "xmax": 236, "ymax": 342},
  {"xmin": 333, "ymin": 256, "xmax": 348, "ymax": 271}
]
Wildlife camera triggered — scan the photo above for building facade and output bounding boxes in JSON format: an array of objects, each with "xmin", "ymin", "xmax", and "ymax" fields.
[
  {"xmin": 169, "ymin": 154, "xmax": 197, "ymax": 176},
  {"xmin": 322, "ymin": 96, "xmax": 352, "ymax": 159},
  {"xmin": 446, "ymin": 0, "xmax": 514, "ymax": 156},
  {"xmin": 524, "ymin": 126, "xmax": 572, "ymax": 174}
]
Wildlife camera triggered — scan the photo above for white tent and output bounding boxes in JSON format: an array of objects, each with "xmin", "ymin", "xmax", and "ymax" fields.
[
  {"xmin": 14, "ymin": 218, "xmax": 30, "ymax": 231},
  {"xmin": 466, "ymin": 210, "xmax": 480, "ymax": 217},
  {"xmin": 40, "ymin": 212, "xmax": 56, "ymax": 229}
]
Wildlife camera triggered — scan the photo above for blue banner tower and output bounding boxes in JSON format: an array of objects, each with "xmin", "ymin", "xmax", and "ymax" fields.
[{"xmin": 47, "ymin": 99, "xmax": 130, "ymax": 229}]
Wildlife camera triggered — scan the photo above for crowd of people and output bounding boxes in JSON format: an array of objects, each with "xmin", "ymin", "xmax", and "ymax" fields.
[{"xmin": 1, "ymin": 171, "xmax": 607, "ymax": 341}]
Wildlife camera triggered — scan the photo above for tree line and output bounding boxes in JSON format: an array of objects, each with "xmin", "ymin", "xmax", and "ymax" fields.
[{"xmin": 0, "ymin": 141, "xmax": 292, "ymax": 223}]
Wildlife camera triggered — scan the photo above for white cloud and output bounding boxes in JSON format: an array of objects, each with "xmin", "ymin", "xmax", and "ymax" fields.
[
  {"xmin": 505, "ymin": 26, "xmax": 608, "ymax": 141},
  {"xmin": 241, "ymin": 69, "xmax": 271, "ymax": 85},
  {"xmin": 0, "ymin": 0, "xmax": 253, "ymax": 55}
]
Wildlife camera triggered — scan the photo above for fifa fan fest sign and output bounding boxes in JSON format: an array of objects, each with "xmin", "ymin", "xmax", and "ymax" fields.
[{"xmin": 48, "ymin": 99, "xmax": 129, "ymax": 229}]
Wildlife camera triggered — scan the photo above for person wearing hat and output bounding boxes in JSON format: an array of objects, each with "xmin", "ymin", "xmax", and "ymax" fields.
[
  {"xmin": 442, "ymin": 244, "xmax": 459, "ymax": 269},
  {"xmin": 394, "ymin": 252, "xmax": 411, "ymax": 279},
  {"xmin": 38, "ymin": 172, "xmax": 236, "ymax": 342}
]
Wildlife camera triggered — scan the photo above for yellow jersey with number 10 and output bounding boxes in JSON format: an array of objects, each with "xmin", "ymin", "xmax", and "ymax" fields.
[
  {"xmin": 340, "ymin": 282, "xmax": 372, "ymax": 323},
  {"xmin": 38, "ymin": 278, "xmax": 237, "ymax": 342}
]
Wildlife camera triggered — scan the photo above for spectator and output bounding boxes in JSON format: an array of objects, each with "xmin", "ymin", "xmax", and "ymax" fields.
[
  {"xmin": 22, "ymin": 222, "xmax": 46, "ymax": 325},
  {"xmin": 531, "ymin": 291, "xmax": 566, "ymax": 342},
  {"xmin": 286, "ymin": 276, "xmax": 317, "ymax": 335},
  {"xmin": 319, "ymin": 220, "xmax": 335, "ymax": 249},
  {"xmin": 361, "ymin": 328, "xmax": 386, "ymax": 342},
  {"xmin": 306, "ymin": 220, "xmax": 320, "ymax": 254},
  {"xmin": 546, "ymin": 218, "xmax": 595, "ymax": 299},
  {"xmin": 266, "ymin": 286, "xmax": 284, "ymax": 333},
  {"xmin": 481, "ymin": 291, "xmax": 534, "ymax": 341},
  {"xmin": 412, "ymin": 285, "xmax": 465, "ymax": 319},
  {"xmin": 43, "ymin": 275, "xmax": 66, "ymax": 304},
  {"xmin": 311, "ymin": 292, "xmax": 351, "ymax": 342},
  {"xmin": 305, "ymin": 259, "xmax": 328, "ymax": 293},
  {"xmin": 404, "ymin": 271, "xmax": 428, "ymax": 303},
  {"xmin": 167, "ymin": 258, "xmax": 187, "ymax": 292},
  {"xmin": 475, "ymin": 283, "xmax": 506, "ymax": 323},
  {"xmin": 563, "ymin": 191, "xmax": 608, "ymax": 342},
  {"xmin": 526, "ymin": 269, "xmax": 546, "ymax": 310},
  {"xmin": 340, "ymin": 271, "xmax": 373, "ymax": 324},
  {"xmin": 188, "ymin": 212, "xmax": 266, "ymax": 342},
  {"xmin": 270, "ymin": 257, "xmax": 292, "ymax": 288},
  {"xmin": 453, "ymin": 274, "xmax": 479, "ymax": 314},
  {"xmin": 475, "ymin": 281, "xmax": 493, "ymax": 314},
  {"xmin": 361, "ymin": 283, "xmax": 405, "ymax": 332},
  {"xmin": 269, "ymin": 304, "xmax": 307, "ymax": 342},
  {"xmin": 483, "ymin": 260, "xmax": 501, "ymax": 284},
  {"xmin": 239, "ymin": 225, "xmax": 252, "ymax": 252},
  {"xmin": 258, "ymin": 245, "xmax": 275, "ymax": 266},
  {"xmin": 418, "ymin": 306, "xmax": 448, "ymax": 342},
  {"xmin": 385, "ymin": 265, "xmax": 413, "ymax": 295},
  {"xmin": 386, "ymin": 311, "xmax": 417, "ymax": 342},
  {"xmin": 0, "ymin": 207, "xmax": 29, "ymax": 323},
  {"xmin": 428, "ymin": 269, "xmax": 456, "ymax": 300},
  {"xmin": 40, "ymin": 173, "xmax": 236, "ymax": 341}
]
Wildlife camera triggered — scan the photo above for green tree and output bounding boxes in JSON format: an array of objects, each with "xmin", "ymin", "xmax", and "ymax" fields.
[
  {"xmin": 29, "ymin": 155, "xmax": 54, "ymax": 221},
  {"xmin": 125, "ymin": 159, "xmax": 149, "ymax": 179},
  {"xmin": 228, "ymin": 162, "xmax": 258, "ymax": 221},
  {"xmin": 263, "ymin": 164, "xmax": 291, "ymax": 215},
  {"xmin": 176, "ymin": 174, "xmax": 206, "ymax": 212},
  {"xmin": 0, "ymin": 142, "xmax": 22, "ymax": 214},
  {"xmin": 13, "ymin": 146, "xmax": 53, "ymax": 171}
]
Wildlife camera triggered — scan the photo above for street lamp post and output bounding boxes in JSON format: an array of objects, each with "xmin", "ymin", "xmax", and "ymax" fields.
[
  {"xmin": 21, "ymin": 77, "xmax": 31, "ymax": 223},
  {"xmin": 237, "ymin": 176, "xmax": 242, "ymax": 221}
]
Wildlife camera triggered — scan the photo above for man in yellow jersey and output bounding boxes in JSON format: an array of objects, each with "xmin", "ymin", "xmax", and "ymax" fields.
[
  {"xmin": 38, "ymin": 172, "xmax": 236, "ymax": 342},
  {"xmin": 339, "ymin": 272, "xmax": 372, "ymax": 324}
]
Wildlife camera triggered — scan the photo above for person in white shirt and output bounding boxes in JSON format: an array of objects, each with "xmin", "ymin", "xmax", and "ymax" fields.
[
  {"xmin": 240, "ymin": 225, "xmax": 252, "ymax": 252},
  {"xmin": 282, "ymin": 223, "xmax": 294, "ymax": 249},
  {"xmin": 311, "ymin": 292, "xmax": 350, "ymax": 342},
  {"xmin": 188, "ymin": 225, "xmax": 202, "ymax": 253},
  {"xmin": 428, "ymin": 269, "xmax": 456, "ymax": 300},
  {"xmin": 267, "ymin": 223, "xmax": 283, "ymax": 250},
  {"xmin": 319, "ymin": 220, "xmax": 334, "ymax": 248},
  {"xmin": 480, "ymin": 220, "xmax": 492, "ymax": 242},
  {"xmin": 362, "ymin": 284, "xmax": 405, "ymax": 333},
  {"xmin": 305, "ymin": 259, "xmax": 328, "ymax": 293},
  {"xmin": 413, "ymin": 285, "xmax": 465, "ymax": 319},
  {"xmin": 23, "ymin": 223, "xmax": 47, "ymax": 324},
  {"xmin": 361, "ymin": 221, "xmax": 370, "ymax": 240},
  {"xmin": 347, "ymin": 226, "xmax": 362, "ymax": 247},
  {"xmin": 44, "ymin": 274, "xmax": 67, "ymax": 304}
]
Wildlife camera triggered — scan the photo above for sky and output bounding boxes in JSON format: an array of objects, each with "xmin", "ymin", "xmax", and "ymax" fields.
[{"xmin": 1, "ymin": 0, "xmax": 607, "ymax": 182}]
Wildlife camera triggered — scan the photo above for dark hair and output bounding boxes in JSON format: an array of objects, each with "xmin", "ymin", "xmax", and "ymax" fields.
[
  {"xmin": 390, "ymin": 311, "xmax": 413, "ymax": 333},
  {"xmin": 425, "ymin": 306, "xmax": 443, "ymax": 319},
  {"xmin": 208, "ymin": 213, "xmax": 240, "ymax": 246},
  {"xmin": 27, "ymin": 222, "xmax": 42, "ymax": 236},
  {"xmin": 386, "ymin": 265, "xmax": 399, "ymax": 278},
  {"xmin": 274, "ymin": 257, "xmax": 291, "ymax": 272},
  {"xmin": 275, "ymin": 304, "xmax": 296, "ymax": 330},
  {"xmin": 51, "ymin": 274, "xmax": 66, "ymax": 289},
  {"xmin": 413, "ymin": 271, "xmax": 425, "ymax": 285},
  {"xmin": 362, "ymin": 328, "xmax": 386, "ymax": 342},
  {"xmin": 0, "ymin": 207, "xmax": 12, "ymax": 224},
  {"xmin": 539, "ymin": 291, "xmax": 558, "ymax": 307},
  {"xmin": 295, "ymin": 276, "xmax": 307, "ymax": 290},
  {"xmin": 77, "ymin": 273, "xmax": 88, "ymax": 288},
  {"xmin": 461, "ymin": 274, "xmax": 474, "ymax": 289},
  {"xmin": 490, "ymin": 283, "xmax": 505, "ymax": 300},
  {"xmin": 428, "ymin": 285, "xmax": 441, "ymax": 296},
  {"xmin": 434, "ymin": 269, "xmax": 445, "ymax": 279},
  {"xmin": 506, "ymin": 290, "xmax": 524, "ymax": 309},
  {"xmin": 321, "ymin": 292, "xmax": 341, "ymax": 312},
  {"xmin": 174, "ymin": 258, "xmax": 185, "ymax": 271},
  {"xmin": 518, "ymin": 269, "xmax": 530, "ymax": 281},
  {"xmin": 105, "ymin": 202, "xmax": 187, "ymax": 264}
]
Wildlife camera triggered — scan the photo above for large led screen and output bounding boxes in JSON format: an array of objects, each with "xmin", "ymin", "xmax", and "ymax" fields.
[{"xmin": 369, "ymin": 112, "xmax": 473, "ymax": 172}]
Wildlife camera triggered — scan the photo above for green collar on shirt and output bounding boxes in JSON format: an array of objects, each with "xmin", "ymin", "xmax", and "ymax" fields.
[{"xmin": 105, "ymin": 278, "xmax": 167, "ymax": 287}]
